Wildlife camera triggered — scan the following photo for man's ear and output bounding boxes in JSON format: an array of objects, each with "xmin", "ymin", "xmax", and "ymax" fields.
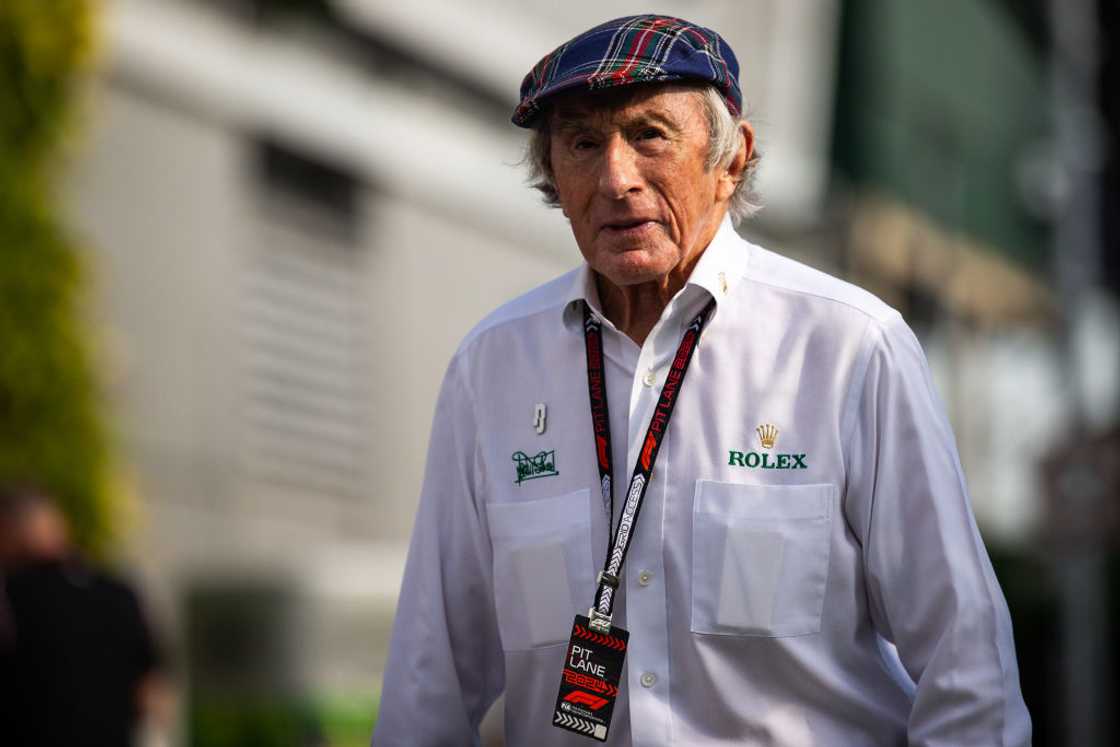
[{"xmin": 717, "ymin": 120, "xmax": 754, "ymax": 202}]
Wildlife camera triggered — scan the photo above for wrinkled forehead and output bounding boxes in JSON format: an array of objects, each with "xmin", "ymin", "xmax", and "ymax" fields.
[{"xmin": 545, "ymin": 81, "xmax": 708, "ymax": 130}]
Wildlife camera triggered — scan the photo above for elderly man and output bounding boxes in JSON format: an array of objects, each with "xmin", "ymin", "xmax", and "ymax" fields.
[{"xmin": 373, "ymin": 14, "xmax": 1030, "ymax": 746}]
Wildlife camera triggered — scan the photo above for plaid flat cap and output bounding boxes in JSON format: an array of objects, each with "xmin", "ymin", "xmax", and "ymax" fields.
[{"xmin": 512, "ymin": 14, "xmax": 742, "ymax": 128}]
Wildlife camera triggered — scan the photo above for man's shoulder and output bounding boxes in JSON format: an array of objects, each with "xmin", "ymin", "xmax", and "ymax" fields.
[
  {"xmin": 744, "ymin": 243, "xmax": 899, "ymax": 327},
  {"xmin": 742, "ymin": 242, "xmax": 929, "ymax": 376},
  {"xmin": 455, "ymin": 267, "xmax": 580, "ymax": 355}
]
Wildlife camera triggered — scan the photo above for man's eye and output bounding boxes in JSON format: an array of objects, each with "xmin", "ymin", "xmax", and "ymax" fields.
[
  {"xmin": 574, "ymin": 139, "xmax": 597, "ymax": 150},
  {"xmin": 638, "ymin": 128, "xmax": 664, "ymax": 140}
]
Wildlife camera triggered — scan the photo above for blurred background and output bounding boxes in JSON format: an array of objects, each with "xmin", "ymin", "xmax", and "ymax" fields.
[{"xmin": 0, "ymin": 0, "xmax": 1117, "ymax": 744}]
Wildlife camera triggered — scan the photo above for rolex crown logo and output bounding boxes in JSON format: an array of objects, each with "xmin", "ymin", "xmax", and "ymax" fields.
[{"xmin": 756, "ymin": 423, "xmax": 779, "ymax": 449}]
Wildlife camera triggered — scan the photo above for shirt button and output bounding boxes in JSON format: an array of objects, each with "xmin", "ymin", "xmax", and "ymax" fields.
[
  {"xmin": 638, "ymin": 570, "xmax": 653, "ymax": 586},
  {"xmin": 640, "ymin": 672, "xmax": 657, "ymax": 688},
  {"xmin": 642, "ymin": 369, "xmax": 656, "ymax": 387}
]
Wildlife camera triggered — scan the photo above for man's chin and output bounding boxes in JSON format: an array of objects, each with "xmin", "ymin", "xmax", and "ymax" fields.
[
  {"xmin": 596, "ymin": 258, "xmax": 675, "ymax": 289},
  {"xmin": 582, "ymin": 234, "xmax": 680, "ymax": 286}
]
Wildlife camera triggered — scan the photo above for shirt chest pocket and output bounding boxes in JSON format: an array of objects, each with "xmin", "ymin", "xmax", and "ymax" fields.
[
  {"xmin": 691, "ymin": 480, "xmax": 836, "ymax": 637},
  {"xmin": 487, "ymin": 489, "xmax": 595, "ymax": 651}
]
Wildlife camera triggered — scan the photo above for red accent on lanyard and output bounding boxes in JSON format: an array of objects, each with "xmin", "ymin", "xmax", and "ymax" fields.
[
  {"xmin": 639, "ymin": 432, "xmax": 657, "ymax": 472},
  {"xmin": 595, "ymin": 436, "xmax": 610, "ymax": 471}
]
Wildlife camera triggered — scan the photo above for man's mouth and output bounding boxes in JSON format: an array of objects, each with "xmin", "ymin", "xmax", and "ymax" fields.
[{"xmin": 601, "ymin": 219, "xmax": 658, "ymax": 235}]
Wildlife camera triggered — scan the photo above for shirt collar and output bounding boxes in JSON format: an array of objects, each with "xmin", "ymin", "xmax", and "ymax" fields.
[
  {"xmin": 561, "ymin": 214, "xmax": 749, "ymax": 331},
  {"xmin": 682, "ymin": 214, "xmax": 750, "ymax": 309}
]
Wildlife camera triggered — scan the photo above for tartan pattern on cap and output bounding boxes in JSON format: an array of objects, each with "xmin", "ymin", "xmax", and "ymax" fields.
[{"xmin": 513, "ymin": 15, "xmax": 741, "ymax": 127}]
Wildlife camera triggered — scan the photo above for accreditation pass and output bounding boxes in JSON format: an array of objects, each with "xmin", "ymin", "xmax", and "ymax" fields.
[{"xmin": 552, "ymin": 615, "xmax": 629, "ymax": 741}]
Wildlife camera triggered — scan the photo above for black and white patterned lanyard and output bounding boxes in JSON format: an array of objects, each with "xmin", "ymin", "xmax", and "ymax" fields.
[{"xmin": 581, "ymin": 297, "xmax": 715, "ymax": 632}]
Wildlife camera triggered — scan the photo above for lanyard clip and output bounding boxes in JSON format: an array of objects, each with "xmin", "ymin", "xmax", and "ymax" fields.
[
  {"xmin": 597, "ymin": 570, "xmax": 620, "ymax": 589},
  {"xmin": 587, "ymin": 607, "xmax": 613, "ymax": 634}
]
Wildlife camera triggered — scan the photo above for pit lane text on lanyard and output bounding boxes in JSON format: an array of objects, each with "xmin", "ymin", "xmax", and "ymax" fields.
[{"xmin": 551, "ymin": 298, "xmax": 715, "ymax": 742}]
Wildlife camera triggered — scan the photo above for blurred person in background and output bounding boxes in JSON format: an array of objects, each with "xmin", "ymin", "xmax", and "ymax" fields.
[
  {"xmin": 0, "ymin": 485, "xmax": 171, "ymax": 747},
  {"xmin": 374, "ymin": 14, "xmax": 1030, "ymax": 746}
]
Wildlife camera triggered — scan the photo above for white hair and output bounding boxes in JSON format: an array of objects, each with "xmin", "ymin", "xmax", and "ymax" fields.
[{"xmin": 525, "ymin": 85, "xmax": 762, "ymax": 225}]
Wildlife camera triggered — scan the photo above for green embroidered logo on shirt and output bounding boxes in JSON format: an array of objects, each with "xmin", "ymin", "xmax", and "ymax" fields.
[
  {"xmin": 728, "ymin": 450, "xmax": 808, "ymax": 470},
  {"xmin": 728, "ymin": 422, "xmax": 807, "ymax": 469},
  {"xmin": 512, "ymin": 450, "xmax": 559, "ymax": 484}
]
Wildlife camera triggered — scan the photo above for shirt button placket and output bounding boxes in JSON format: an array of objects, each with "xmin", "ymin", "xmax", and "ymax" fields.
[
  {"xmin": 625, "ymin": 323, "xmax": 673, "ymax": 746},
  {"xmin": 625, "ymin": 465, "xmax": 670, "ymax": 744}
]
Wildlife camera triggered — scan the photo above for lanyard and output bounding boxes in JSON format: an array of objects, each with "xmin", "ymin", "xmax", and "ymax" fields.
[{"xmin": 581, "ymin": 298, "xmax": 715, "ymax": 632}]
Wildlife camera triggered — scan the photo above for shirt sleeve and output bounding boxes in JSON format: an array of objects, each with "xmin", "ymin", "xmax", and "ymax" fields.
[
  {"xmin": 843, "ymin": 313, "xmax": 1031, "ymax": 747},
  {"xmin": 372, "ymin": 353, "xmax": 504, "ymax": 746}
]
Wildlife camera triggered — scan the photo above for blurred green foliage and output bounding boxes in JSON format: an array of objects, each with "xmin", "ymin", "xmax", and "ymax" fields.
[
  {"xmin": 0, "ymin": 0, "xmax": 116, "ymax": 552},
  {"xmin": 190, "ymin": 696, "xmax": 317, "ymax": 747},
  {"xmin": 0, "ymin": 0, "xmax": 94, "ymax": 187},
  {"xmin": 190, "ymin": 693, "xmax": 377, "ymax": 747},
  {"xmin": 315, "ymin": 693, "xmax": 378, "ymax": 747}
]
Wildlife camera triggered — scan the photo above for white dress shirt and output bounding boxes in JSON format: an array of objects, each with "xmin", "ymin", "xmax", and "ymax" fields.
[{"xmin": 373, "ymin": 218, "xmax": 1030, "ymax": 746}]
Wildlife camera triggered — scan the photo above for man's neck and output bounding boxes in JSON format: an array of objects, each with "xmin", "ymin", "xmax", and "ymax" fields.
[
  {"xmin": 594, "ymin": 217, "xmax": 722, "ymax": 346},
  {"xmin": 600, "ymin": 273, "xmax": 676, "ymax": 347},
  {"xmin": 596, "ymin": 271, "xmax": 687, "ymax": 346}
]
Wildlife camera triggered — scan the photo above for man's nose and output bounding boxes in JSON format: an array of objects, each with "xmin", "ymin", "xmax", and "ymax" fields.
[{"xmin": 597, "ymin": 136, "xmax": 643, "ymax": 199}]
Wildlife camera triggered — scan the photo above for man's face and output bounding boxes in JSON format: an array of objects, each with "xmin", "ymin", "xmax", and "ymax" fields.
[{"xmin": 548, "ymin": 85, "xmax": 740, "ymax": 288}]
